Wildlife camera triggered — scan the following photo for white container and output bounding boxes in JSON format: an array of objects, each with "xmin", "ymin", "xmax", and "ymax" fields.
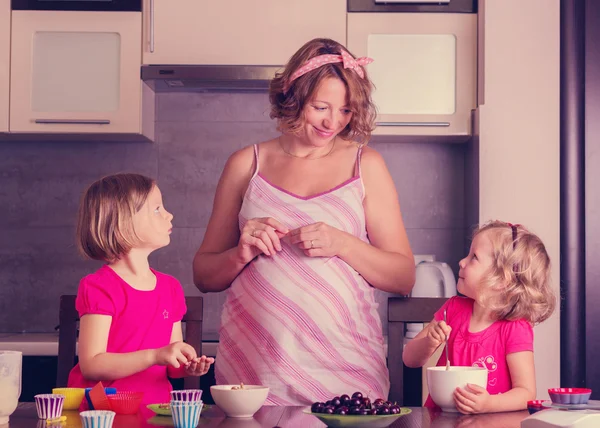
[
  {"xmin": 522, "ymin": 409, "xmax": 600, "ymax": 428},
  {"xmin": 406, "ymin": 260, "xmax": 457, "ymax": 341},
  {"xmin": 0, "ymin": 351, "xmax": 22, "ymax": 425},
  {"xmin": 427, "ymin": 366, "xmax": 487, "ymax": 412}
]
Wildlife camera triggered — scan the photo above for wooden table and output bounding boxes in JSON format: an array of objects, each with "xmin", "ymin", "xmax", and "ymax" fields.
[{"xmin": 6, "ymin": 403, "xmax": 530, "ymax": 428}]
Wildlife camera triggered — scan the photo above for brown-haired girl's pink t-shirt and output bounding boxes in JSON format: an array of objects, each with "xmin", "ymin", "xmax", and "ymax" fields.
[
  {"xmin": 67, "ymin": 265, "xmax": 187, "ymax": 406},
  {"xmin": 424, "ymin": 296, "xmax": 533, "ymax": 408}
]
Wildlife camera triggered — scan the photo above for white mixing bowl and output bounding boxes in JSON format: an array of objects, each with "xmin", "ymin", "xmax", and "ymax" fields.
[
  {"xmin": 210, "ymin": 385, "xmax": 269, "ymax": 418},
  {"xmin": 427, "ymin": 366, "xmax": 488, "ymax": 412}
]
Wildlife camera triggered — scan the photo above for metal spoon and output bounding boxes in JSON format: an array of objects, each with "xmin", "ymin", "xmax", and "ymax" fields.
[{"xmin": 444, "ymin": 309, "xmax": 450, "ymax": 370}]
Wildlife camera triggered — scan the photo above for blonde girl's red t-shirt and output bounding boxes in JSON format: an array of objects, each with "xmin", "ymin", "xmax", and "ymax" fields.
[
  {"xmin": 424, "ymin": 296, "xmax": 534, "ymax": 408},
  {"xmin": 67, "ymin": 265, "xmax": 187, "ymax": 405}
]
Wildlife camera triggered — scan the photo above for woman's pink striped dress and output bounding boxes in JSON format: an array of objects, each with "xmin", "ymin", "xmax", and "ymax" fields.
[{"xmin": 215, "ymin": 144, "xmax": 390, "ymax": 405}]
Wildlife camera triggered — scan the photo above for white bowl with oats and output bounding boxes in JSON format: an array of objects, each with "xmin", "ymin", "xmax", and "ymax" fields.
[{"xmin": 210, "ymin": 384, "xmax": 269, "ymax": 418}]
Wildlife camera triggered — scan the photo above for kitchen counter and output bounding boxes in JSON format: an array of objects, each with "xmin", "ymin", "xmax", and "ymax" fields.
[
  {"xmin": 7, "ymin": 403, "xmax": 532, "ymax": 428},
  {"xmin": 0, "ymin": 333, "xmax": 395, "ymax": 358},
  {"xmin": 0, "ymin": 333, "xmax": 218, "ymax": 357}
]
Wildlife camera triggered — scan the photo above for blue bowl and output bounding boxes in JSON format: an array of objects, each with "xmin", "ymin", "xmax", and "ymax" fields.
[
  {"xmin": 548, "ymin": 388, "xmax": 592, "ymax": 405},
  {"xmin": 84, "ymin": 387, "xmax": 117, "ymax": 410}
]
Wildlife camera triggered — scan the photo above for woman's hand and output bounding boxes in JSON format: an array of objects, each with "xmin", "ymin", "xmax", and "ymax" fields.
[
  {"xmin": 426, "ymin": 320, "xmax": 452, "ymax": 348},
  {"xmin": 184, "ymin": 355, "xmax": 215, "ymax": 377},
  {"xmin": 454, "ymin": 384, "xmax": 491, "ymax": 414},
  {"xmin": 155, "ymin": 342, "xmax": 197, "ymax": 368},
  {"xmin": 288, "ymin": 222, "xmax": 348, "ymax": 257},
  {"xmin": 238, "ymin": 217, "xmax": 289, "ymax": 263}
]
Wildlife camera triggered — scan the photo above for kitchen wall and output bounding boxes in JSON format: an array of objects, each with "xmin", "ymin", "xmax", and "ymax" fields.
[
  {"xmin": 586, "ymin": 0, "xmax": 600, "ymax": 397},
  {"xmin": 479, "ymin": 0, "xmax": 560, "ymax": 400},
  {"xmin": 0, "ymin": 92, "xmax": 467, "ymax": 336}
]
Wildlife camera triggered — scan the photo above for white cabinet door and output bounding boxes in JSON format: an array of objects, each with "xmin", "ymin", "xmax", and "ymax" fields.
[
  {"xmin": 348, "ymin": 13, "xmax": 477, "ymax": 139},
  {"xmin": 0, "ymin": 0, "xmax": 9, "ymax": 133},
  {"xmin": 10, "ymin": 11, "xmax": 143, "ymax": 134},
  {"xmin": 143, "ymin": 0, "xmax": 346, "ymax": 65}
]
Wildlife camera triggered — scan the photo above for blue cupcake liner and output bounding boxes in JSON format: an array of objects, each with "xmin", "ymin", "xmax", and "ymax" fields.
[
  {"xmin": 79, "ymin": 410, "xmax": 116, "ymax": 428},
  {"xmin": 171, "ymin": 401, "xmax": 202, "ymax": 428}
]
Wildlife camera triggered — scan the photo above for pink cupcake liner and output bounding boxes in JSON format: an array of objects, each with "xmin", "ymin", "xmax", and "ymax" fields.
[
  {"xmin": 169, "ymin": 389, "xmax": 203, "ymax": 402},
  {"xmin": 34, "ymin": 394, "xmax": 65, "ymax": 420}
]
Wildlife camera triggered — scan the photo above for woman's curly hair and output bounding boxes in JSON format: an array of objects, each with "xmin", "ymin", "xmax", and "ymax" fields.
[
  {"xmin": 269, "ymin": 38, "xmax": 377, "ymax": 145},
  {"xmin": 474, "ymin": 220, "xmax": 556, "ymax": 325}
]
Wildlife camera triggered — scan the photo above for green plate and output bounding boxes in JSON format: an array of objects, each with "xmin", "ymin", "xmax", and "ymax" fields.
[
  {"xmin": 147, "ymin": 403, "xmax": 212, "ymax": 417},
  {"xmin": 147, "ymin": 403, "xmax": 172, "ymax": 416},
  {"xmin": 302, "ymin": 407, "xmax": 411, "ymax": 428}
]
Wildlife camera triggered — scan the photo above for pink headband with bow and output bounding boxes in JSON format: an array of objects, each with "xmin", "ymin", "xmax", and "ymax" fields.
[{"xmin": 283, "ymin": 50, "xmax": 374, "ymax": 93}]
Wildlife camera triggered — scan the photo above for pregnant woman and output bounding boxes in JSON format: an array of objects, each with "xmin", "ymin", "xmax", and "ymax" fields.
[{"xmin": 193, "ymin": 38, "xmax": 415, "ymax": 405}]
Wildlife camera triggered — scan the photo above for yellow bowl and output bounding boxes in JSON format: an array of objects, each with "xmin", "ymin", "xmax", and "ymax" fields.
[{"xmin": 52, "ymin": 388, "xmax": 85, "ymax": 410}]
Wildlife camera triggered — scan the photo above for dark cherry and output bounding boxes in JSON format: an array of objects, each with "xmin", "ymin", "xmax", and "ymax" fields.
[
  {"xmin": 369, "ymin": 408, "xmax": 378, "ymax": 415},
  {"xmin": 352, "ymin": 392, "xmax": 363, "ymax": 400},
  {"xmin": 340, "ymin": 394, "xmax": 350, "ymax": 405},
  {"xmin": 348, "ymin": 406, "xmax": 362, "ymax": 415},
  {"xmin": 373, "ymin": 398, "xmax": 385, "ymax": 407},
  {"xmin": 361, "ymin": 397, "xmax": 371, "ymax": 409},
  {"xmin": 390, "ymin": 405, "xmax": 401, "ymax": 415},
  {"xmin": 350, "ymin": 398, "xmax": 362, "ymax": 407},
  {"xmin": 377, "ymin": 407, "xmax": 391, "ymax": 415},
  {"xmin": 323, "ymin": 406, "xmax": 335, "ymax": 414},
  {"xmin": 334, "ymin": 407, "xmax": 347, "ymax": 415},
  {"xmin": 325, "ymin": 400, "xmax": 332, "ymax": 407},
  {"xmin": 331, "ymin": 397, "xmax": 341, "ymax": 407},
  {"xmin": 359, "ymin": 409, "xmax": 370, "ymax": 415},
  {"xmin": 311, "ymin": 402, "xmax": 324, "ymax": 413}
]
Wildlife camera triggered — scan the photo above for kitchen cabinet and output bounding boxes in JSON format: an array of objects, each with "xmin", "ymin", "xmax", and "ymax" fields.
[
  {"xmin": 142, "ymin": 0, "xmax": 346, "ymax": 65},
  {"xmin": 0, "ymin": 0, "xmax": 9, "ymax": 133},
  {"xmin": 348, "ymin": 13, "xmax": 477, "ymax": 140},
  {"xmin": 10, "ymin": 11, "xmax": 153, "ymax": 138}
]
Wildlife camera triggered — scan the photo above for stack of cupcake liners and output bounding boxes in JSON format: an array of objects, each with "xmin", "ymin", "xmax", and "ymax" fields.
[{"xmin": 169, "ymin": 389, "xmax": 203, "ymax": 428}]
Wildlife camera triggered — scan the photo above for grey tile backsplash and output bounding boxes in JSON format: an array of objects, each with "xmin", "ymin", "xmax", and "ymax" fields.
[{"xmin": 0, "ymin": 93, "xmax": 466, "ymax": 335}]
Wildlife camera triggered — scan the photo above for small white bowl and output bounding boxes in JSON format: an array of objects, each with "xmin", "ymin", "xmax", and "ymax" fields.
[
  {"xmin": 427, "ymin": 366, "xmax": 488, "ymax": 412},
  {"xmin": 210, "ymin": 385, "xmax": 269, "ymax": 418}
]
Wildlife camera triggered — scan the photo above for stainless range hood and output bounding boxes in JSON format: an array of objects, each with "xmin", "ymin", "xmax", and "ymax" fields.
[{"xmin": 141, "ymin": 65, "xmax": 283, "ymax": 93}]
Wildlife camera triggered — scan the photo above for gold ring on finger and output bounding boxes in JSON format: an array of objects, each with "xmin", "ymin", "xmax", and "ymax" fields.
[{"xmin": 252, "ymin": 229, "xmax": 258, "ymax": 237}]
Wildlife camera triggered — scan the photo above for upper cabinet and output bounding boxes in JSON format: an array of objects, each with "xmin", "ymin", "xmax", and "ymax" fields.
[
  {"xmin": 348, "ymin": 13, "xmax": 477, "ymax": 140},
  {"xmin": 10, "ymin": 10, "xmax": 153, "ymax": 137},
  {"xmin": 142, "ymin": 0, "xmax": 346, "ymax": 65},
  {"xmin": 0, "ymin": 0, "xmax": 9, "ymax": 133}
]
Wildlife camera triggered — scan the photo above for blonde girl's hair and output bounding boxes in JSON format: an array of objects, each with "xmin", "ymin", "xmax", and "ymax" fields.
[
  {"xmin": 268, "ymin": 38, "xmax": 377, "ymax": 145},
  {"xmin": 474, "ymin": 220, "xmax": 556, "ymax": 325},
  {"xmin": 76, "ymin": 173, "xmax": 155, "ymax": 263}
]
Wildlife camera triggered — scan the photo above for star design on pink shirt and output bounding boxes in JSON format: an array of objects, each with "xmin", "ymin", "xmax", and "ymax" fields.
[{"xmin": 163, "ymin": 310, "xmax": 169, "ymax": 319}]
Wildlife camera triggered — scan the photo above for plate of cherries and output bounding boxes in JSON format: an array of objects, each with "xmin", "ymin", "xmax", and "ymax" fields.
[{"xmin": 303, "ymin": 392, "xmax": 411, "ymax": 428}]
